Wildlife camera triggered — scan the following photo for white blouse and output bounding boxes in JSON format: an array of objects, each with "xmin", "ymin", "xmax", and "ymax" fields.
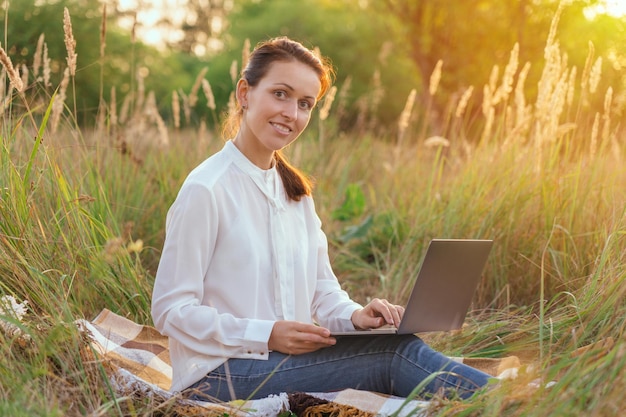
[{"xmin": 151, "ymin": 140, "xmax": 362, "ymax": 392}]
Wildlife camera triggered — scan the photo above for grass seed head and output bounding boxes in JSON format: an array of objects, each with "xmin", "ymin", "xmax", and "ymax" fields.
[
  {"xmin": 63, "ymin": 7, "xmax": 77, "ymax": 76},
  {"xmin": 455, "ymin": 85, "xmax": 474, "ymax": 118},
  {"xmin": 33, "ymin": 34, "xmax": 45, "ymax": 81},
  {"xmin": 429, "ymin": 60, "xmax": 443, "ymax": 96},
  {"xmin": 0, "ymin": 43, "xmax": 24, "ymax": 92},
  {"xmin": 319, "ymin": 85, "xmax": 337, "ymax": 121},
  {"xmin": 202, "ymin": 79, "xmax": 216, "ymax": 110},
  {"xmin": 589, "ymin": 57, "xmax": 602, "ymax": 94},
  {"xmin": 172, "ymin": 90, "xmax": 181, "ymax": 128}
]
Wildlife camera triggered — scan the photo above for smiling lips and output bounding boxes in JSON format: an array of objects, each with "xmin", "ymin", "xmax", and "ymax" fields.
[{"xmin": 271, "ymin": 122, "xmax": 293, "ymax": 134}]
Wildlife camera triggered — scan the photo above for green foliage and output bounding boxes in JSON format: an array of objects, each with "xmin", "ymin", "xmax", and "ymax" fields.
[
  {"xmin": 207, "ymin": 0, "xmax": 420, "ymax": 127},
  {"xmin": 1, "ymin": 0, "xmax": 197, "ymax": 125},
  {"xmin": 331, "ymin": 183, "xmax": 366, "ymax": 221}
]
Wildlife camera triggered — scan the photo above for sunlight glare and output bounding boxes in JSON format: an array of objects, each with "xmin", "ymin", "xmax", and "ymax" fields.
[
  {"xmin": 116, "ymin": 0, "xmax": 186, "ymax": 49},
  {"xmin": 585, "ymin": 0, "xmax": 626, "ymax": 19}
]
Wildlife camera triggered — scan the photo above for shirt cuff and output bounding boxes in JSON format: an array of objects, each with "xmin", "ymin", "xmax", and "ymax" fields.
[{"xmin": 243, "ymin": 319, "xmax": 275, "ymax": 350}]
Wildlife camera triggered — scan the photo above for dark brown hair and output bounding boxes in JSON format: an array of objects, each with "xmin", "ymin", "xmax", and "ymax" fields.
[{"xmin": 222, "ymin": 37, "xmax": 335, "ymax": 201}]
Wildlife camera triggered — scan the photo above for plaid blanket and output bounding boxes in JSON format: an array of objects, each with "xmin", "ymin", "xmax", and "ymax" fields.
[{"xmin": 78, "ymin": 309, "xmax": 521, "ymax": 417}]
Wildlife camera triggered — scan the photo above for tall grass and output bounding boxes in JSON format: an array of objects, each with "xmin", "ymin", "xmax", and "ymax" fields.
[{"xmin": 1, "ymin": 4, "xmax": 625, "ymax": 416}]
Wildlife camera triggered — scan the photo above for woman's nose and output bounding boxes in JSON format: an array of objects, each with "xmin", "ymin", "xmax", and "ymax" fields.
[{"xmin": 281, "ymin": 100, "xmax": 298, "ymax": 120}]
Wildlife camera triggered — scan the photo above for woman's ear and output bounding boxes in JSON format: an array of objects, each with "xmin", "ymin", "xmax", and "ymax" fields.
[{"xmin": 236, "ymin": 78, "xmax": 249, "ymax": 109}]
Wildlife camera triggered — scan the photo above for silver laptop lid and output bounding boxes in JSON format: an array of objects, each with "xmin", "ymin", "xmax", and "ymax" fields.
[{"xmin": 397, "ymin": 239, "xmax": 493, "ymax": 334}]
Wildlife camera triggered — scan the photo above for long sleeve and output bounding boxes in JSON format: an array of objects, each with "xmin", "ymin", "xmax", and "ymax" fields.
[
  {"xmin": 151, "ymin": 141, "xmax": 362, "ymax": 392},
  {"xmin": 151, "ymin": 182, "xmax": 274, "ymax": 360}
]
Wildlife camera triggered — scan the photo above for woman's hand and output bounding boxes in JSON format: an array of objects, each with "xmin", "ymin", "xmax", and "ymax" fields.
[
  {"xmin": 268, "ymin": 321, "xmax": 336, "ymax": 355},
  {"xmin": 351, "ymin": 298, "xmax": 405, "ymax": 330}
]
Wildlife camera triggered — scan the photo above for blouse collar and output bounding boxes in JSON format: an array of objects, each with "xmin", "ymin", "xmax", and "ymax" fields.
[{"xmin": 224, "ymin": 141, "xmax": 285, "ymax": 211}]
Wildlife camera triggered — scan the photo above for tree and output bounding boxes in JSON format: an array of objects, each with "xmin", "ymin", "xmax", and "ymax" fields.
[
  {"xmin": 378, "ymin": 0, "xmax": 624, "ymax": 130},
  {"xmin": 204, "ymin": 0, "xmax": 420, "ymax": 130},
  {"xmin": 1, "ymin": 0, "xmax": 197, "ymax": 125}
]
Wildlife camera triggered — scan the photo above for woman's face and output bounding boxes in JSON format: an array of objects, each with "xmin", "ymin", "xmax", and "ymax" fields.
[{"xmin": 235, "ymin": 60, "xmax": 321, "ymax": 168}]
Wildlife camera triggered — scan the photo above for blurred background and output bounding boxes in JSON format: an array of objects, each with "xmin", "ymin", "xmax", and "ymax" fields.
[{"xmin": 2, "ymin": 0, "xmax": 625, "ymax": 134}]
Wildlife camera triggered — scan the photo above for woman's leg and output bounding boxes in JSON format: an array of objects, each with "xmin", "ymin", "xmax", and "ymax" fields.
[{"xmin": 186, "ymin": 335, "xmax": 492, "ymax": 402}]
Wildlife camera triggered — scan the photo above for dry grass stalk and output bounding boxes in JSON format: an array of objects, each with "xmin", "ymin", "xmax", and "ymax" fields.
[
  {"xmin": 580, "ymin": 41, "xmax": 595, "ymax": 94},
  {"xmin": 601, "ymin": 87, "xmax": 613, "ymax": 144},
  {"xmin": 566, "ymin": 66, "xmax": 577, "ymax": 108},
  {"xmin": 429, "ymin": 60, "xmax": 443, "ymax": 96},
  {"xmin": 201, "ymin": 79, "xmax": 216, "ymax": 110},
  {"xmin": 535, "ymin": 41, "xmax": 565, "ymax": 137},
  {"xmin": 482, "ymin": 83, "xmax": 493, "ymax": 117},
  {"xmin": 378, "ymin": 41, "xmax": 393, "ymax": 65},
  {"xmin": 197, "ymin": 119, "xmax": 211, "ymax": 155},
  {"xmin": 589, "ymin": 57, "xmax": 602, "ymax": 94},
  {"xmin": 334, "ymin": 75, "xmax": 352, "ymax": 120},
  {"xmin": 542, "ymin": 69, "xmax": 569, "ymax": 143},
  {"xmin": 119, "ymin": 93, "xmax": 131, "ymax": 124},
  {"xmin": 145, "ymin": 91, "xmax": 169, "ymax": 148},
  {"xmin": 354, "ymin": 96, "xmax": 368, "ymax": 131},
  {"xmin": 481, "ymin": 106, "xmax": 495, "ymax": 145},
  {"xmin": 189, "ymin": 67, "xmax": 208, "ymax": 108},
  {"xmin": 455, "ymin": 85, "xmax": 474, "ymax": 118},
  {"xmin": 369, "ymin": 69, "xmax": 384, "ymax": 115},
  {"xmin": 110, "ymin": 86, "xmax": 118, "ymax": 127},
  {"xmin": 318, "ymin": 85, "xmax": 337, "ymax": 121},
  {"xmin": 51, "ymin": 67, "xmax": 70, "ymax": 133},
  {"xmin": 589, "ymin": 112, "xmax": 599, "ymax": 159},
  {"xmin": 0, "ymin": 43, "xmax": 24, "ymax": 92},
  {"xmin": 63, "ymin": 7, "xmax": 77, "ymax": 77},
  {"xmin": 397, "ymin": 88, "xmax": 416, "ymax": 141},
  {"xmin": 482, "ymin": 65, "xmax": 500, "ymax": 116},
  {"xmin": 33, "ymin": 34, "xmax": 45, "ymax": 82},
  {"xmin": 100, "ymin": 4, "xmax": 107, "ymax": 59},
  {"xmin": 0, "ymin": 69, "xmax": 6, "ymax": 103},
  {"xmin": 20, "ymin": 64, "xmax": 28, "ymax": 90},
  {"xmin": 603, "ymin": 86, "xmax": 613, "ymax": 115},
  {"xmin": 424, "ymin": 136, "xmax": 450, "ymax": 148},
  {"xmin": 135, "ymin": 69, "xmax": 146, "ymax": 114},
  {"xmin": 154, "ymin": 110, "xmax": 169, "ymax": 149},
  {"xmin": 43, "ymin": 43, "xmax": 51, "ymax": 87},
  {"xmin": 178, "ymin": 89, "xmax": 191, "ymax": 124},
  {"xmin": 514, "ymin": 62, "xmax": 531, "ymax": 130},
  {"xmin": 227, "ymin": 91, "xmax": 236, "ymax": 116},
  {"xmin": 172, "ymin": 90, "xmax": 181, "ymax": 129},
  {"xmin": 495, "ymin": 43, "xmax": 519, "ymax": 104},
  {"xmin": 97, "ymin": 99, "xmax": 107, "ymax": 132},
  {"xmin": 488, "ymin": 65, "xmax": 500, "ymax": 92},
  {"xmin": 230, "ymin": 60, "xmax": 238, "ymax": 84},
  {"xmin": 545, "ymin": 1, "xmax": 564, "ymax": 54},
  {"xmin": 242, "ymin": 38, "xmax": 251, "ymax": 70}
]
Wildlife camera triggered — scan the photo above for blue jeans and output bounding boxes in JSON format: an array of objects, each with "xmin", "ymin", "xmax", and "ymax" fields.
[{"xmin": 186, "ymin": 334, "xmax": 491, "ymax": 401}]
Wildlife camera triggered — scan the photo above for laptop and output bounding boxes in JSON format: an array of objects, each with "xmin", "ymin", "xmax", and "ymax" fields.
[{"xmin": 331, "ymin": 239, "xmax": 493, "ymax": 336}]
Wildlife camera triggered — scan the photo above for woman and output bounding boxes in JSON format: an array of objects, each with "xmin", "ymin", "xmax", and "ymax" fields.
[{"xmin": 151, "ymin": 36, "xmax": 491, "ymax": 402}]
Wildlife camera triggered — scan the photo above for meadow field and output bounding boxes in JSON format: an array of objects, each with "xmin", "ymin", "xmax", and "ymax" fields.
[{"xmin": 1, "ymin": 6, "xmax": 626, "ymax": 417}]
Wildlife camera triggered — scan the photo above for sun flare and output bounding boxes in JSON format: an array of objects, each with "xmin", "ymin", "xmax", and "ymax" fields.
[{"xmin": 585, "ymin": 0, "xmax": 626, "ymax": 19}]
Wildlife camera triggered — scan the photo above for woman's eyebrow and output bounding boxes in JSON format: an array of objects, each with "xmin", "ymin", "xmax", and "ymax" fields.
[{"xmin": 273, "ymin": 82, "xmax": 316, "ymax": 100}]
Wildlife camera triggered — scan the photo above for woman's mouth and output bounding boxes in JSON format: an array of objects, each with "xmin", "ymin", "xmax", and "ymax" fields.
[{"xmin": 270, "ymin": 122, "xmax": 292, "ymax": 134}]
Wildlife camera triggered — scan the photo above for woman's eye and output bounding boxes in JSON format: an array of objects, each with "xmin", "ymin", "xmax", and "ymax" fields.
[
  {"xmin": 274, "ymin": 90, "xmax": 286, "ymax": 99},
  {"xmin": 299, "ymin": 101, "xmax": 312, "ymax": 110}
]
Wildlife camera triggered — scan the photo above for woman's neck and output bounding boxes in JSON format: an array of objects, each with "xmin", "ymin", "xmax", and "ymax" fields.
[{"xmin": 232, "ymin": 134, "xmax": 274, "ymax": 169}]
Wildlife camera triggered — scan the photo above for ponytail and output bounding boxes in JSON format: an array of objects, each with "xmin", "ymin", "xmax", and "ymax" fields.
[{"xmin": 274, "ymin": 150, "xmax": 313, "ymax": 201}]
